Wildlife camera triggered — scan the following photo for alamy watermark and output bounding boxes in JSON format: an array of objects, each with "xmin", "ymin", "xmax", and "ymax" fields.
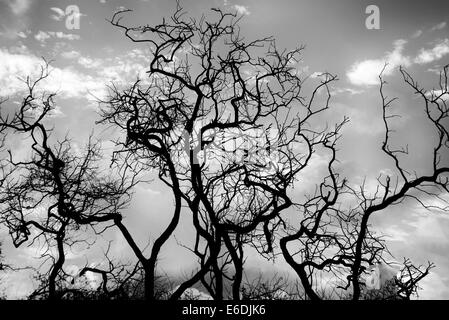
[
  {"xmin": 174, "ymin": 122, "xmax": 285, "ymax": 173},
  {"xmin": 365, "ymin": 5, "xmax": 380, "ymax": 30}
]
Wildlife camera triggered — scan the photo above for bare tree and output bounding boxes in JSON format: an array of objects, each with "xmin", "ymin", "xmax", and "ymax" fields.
[
  {"xmin": 100, "ymin": 4, "xmax": 347, "ymax": 301},
  {"xmin": 279, "ymin": 64, "xmax": 449, "ymax": 300},
  {"xmin": 78, "ymin": 244, "xmax": 143, "ymax": 300},
  {"xmin": 240, "ymin": 272, "xmax": 293, "ymax": 300},
  {"xmin": 98, "ymin": 4, "xmax": 449, "ymax": 301},
  {"xmin": 0, "ymin": 64, "xmax": 137, "ymax": 300},
  {"xmin": 0, "ymin": 5, "xmax": 446, "ymax": 302},
  {"xmin": 0, "ymin": 241, "xmax": 4, "ymax": 274}
]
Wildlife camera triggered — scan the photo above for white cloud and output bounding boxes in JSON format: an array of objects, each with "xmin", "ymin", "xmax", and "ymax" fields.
[
  {"xmin": 96, "ymin": 53, "xmax": 147, "ymax": 82},
  {"xmin": 6, "ymin": 44, "xmax": 28, "ymax": 54},
  {"xmin": 430, "ymin": 21, "xmax": 447, "ymax": 31},
  {"xmin": 0, "ymin": 46, "xmax": 154, "ymax": 102},
  {"xmin": 427, "ymin": 66, "xmax": 443, "ymax": 74},
  {"xmin": 0, "ymin": 271, "xmax": 35, "ymax": 299},
  {"xmin": 0, "ymin": 47, "xmax": 42, "ymax": 96},
  {"xmin": 413, "ymin": 197, "xmax": 449, "ymax": 216},
  {"xmin": 60, "ymin": 50, "xmax": 81, "ymax": 59},
  {"xmin": 3, "ymin": 0, "xmax": 31, "ymax": 15},
  {"xmin": 411, "ymin": 30, "xmax": 423, "ymax": 38},
  {"xmin": 137, "ymin": 184, "xmax": 161, "ymax": 195},
  {"xmin": 418, "ymin": 272, "xmax": 449, "ymax": 299},
  {"xmin": 333, "ymin": 102, "xmax": 388, "ymax": 135},
  {"xmin": 426, "ymin": 89, "xmax": 449, "ymax": 101},
  {"xmin": 310, "ymin": 71, "xmax": 323, "ymax": 79},
  {"xmin": 331, "ymin": 87, "xmax": 364, "ymax": 96},
  {"xmin": 78, "ymin": 56, "xmax": 103, "ymax": 69},
  {"xmin": 408, "ymin": 214, "xmax": 449, "ymax": 243},
  {"xmin": 347, "ymin": 39, "xmax": 411, "ymax": 86},
  {"xmin": 347, "ymin": 37, "xmax": 449, "ymax": 86},
  {"xmin": 414, "ymin": 39, "xmax": 449, "ymax": 64},
  {"xmin": 17, "ymin": 30, "xmax": 27, "ymax": 38},
  {"xmin": 50, "ymin": 7, "xmax": 65, "ymax": 21},
  {"xmin": 171, "ymin": 286, "xmax": 213, "ymax": 300},
  {"xmin": 34, "ymin": 30, "xmax": 51, "ymax": 42},
  {"xmin": 0, "ymin": 47, "xmax": 106, "ymax": 99},
  {"xmin": 34, "ymin": 30, "xmax": 81, "ymax": 43},
  {"xmin": 0, "ymin": 27, "xmax": 22, "ymax": 39},
  {"xmin": 0, "ymin": 1, "xmax": 32, "ymax": 39},
  {"xmin": 49, "ymin": 31, "xmax": 80, "ymax": 41},
  {"xmin": 233, "ymin": 4, "xmax": 250, "ymax": 15}
]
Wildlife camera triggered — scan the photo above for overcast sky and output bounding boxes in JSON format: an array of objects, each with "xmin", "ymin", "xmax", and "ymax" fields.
[{"xmin": 1, "ymin": 0, "xmax": 449, "ymax": 299}]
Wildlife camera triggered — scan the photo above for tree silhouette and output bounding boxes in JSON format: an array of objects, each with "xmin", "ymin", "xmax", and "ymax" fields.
[
  {"xmin": 279, "ymin": 64, "xmax": 448, "ymax": 300},
  {"xmin": 0, "ymin": 242, "xmax": 4, "ymax": 274},
  {"xmin": 0, "ymin": 64, "xmax": 138, "ymax": 300},
  {"xmin": 100, "ymin": 5, "xmax": 346, "ymax": 300},
  {"xmin": 100, "ymin": 5, "xmax": 448, "ymax": 300},
  {"xmin": 0, "ymin": 5, "xmax": 447, "ymax": 301}
]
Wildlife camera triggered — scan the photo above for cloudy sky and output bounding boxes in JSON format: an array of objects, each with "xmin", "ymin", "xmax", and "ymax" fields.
[{"xmin": 1, "ymin": 0, "xmax": 449, "ymax": 299}]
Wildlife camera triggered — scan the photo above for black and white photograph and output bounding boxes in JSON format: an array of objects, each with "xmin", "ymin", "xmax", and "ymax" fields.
[{"xmin": 0, "ymin": 0, "xmax": 448, "ymax": 314}]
